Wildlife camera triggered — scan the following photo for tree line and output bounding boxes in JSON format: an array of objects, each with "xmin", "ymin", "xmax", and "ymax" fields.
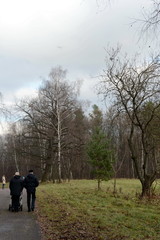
[
  {"xmin": 0, "ymin": 48, "xmax": 160, "ymax": 197},
  {"xmin": 1, "ymin": 0, "xmax": 160, "ymax": 197}
]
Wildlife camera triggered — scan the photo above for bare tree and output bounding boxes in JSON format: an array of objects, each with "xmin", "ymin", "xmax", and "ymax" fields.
[
  {"xmin": 16, "ymin": 66, "xmax": 81, "ymax": 182},
  {"xmin": 95, "ymin": 0, "xmax": 160, "ymax": 39},
  {"xmin": 98, "ymin": 47, "xmax": 160, "ymax": 197},
  {"xmin": 131, "ymin": 0, "xmax": 160, "ymax": 39},
  {"xmin": 63, "ymin": 106, "xmax": 90, "ymax": 180},
  {"xmin": 141, "ymin": 0, "xmax": 160, "ymax": 35},
  {"xmin": 44, "ymin": 66, "xmax": 80, "ymax": 182},
  {"xmin": 104, "ymin": 107, "xmax": 131, "ymax": 193}
]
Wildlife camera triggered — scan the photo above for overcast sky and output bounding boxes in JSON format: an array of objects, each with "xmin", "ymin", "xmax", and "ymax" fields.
[{"xmin": 0, "ymin": 0, "xmax": 156, "ymax": 110}]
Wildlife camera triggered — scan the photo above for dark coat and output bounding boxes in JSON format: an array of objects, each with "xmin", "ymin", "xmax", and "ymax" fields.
[
  {"xmin": 23, "ymin": 174, "xmax": 39, "ymax": 193},
  {"xmin": 9, "ymin": 175, "xmax": 23, "ymax": 196}
]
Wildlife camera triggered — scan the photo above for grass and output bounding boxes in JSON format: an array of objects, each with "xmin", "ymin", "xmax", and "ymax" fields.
[{"xmin": 36, "ymin": 179, "xmax": 160, "ymax": 240}]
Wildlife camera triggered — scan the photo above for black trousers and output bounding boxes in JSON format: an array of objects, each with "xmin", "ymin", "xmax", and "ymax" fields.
[
  {"xmin": 27, "ymin": 191, "xmax": 36, "ymax": 210},
  {"xmin": 12, "ymin": 195, "xmax": 20, "ymax": 211}
]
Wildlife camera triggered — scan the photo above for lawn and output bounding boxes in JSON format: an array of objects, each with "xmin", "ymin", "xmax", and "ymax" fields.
[{"xmin": 36, "ymin": 179, "xmax": 160, "ymax": 240}]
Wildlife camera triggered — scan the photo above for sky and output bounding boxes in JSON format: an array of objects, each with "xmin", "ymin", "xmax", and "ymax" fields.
[{"xmin": 0, "ymin": 0, "xmax": 156, "ymax": 132}]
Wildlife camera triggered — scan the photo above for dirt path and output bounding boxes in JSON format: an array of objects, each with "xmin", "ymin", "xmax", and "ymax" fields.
[{"xmin": 0, "ymin": 188, "xmax": 42, "ymax": 240}]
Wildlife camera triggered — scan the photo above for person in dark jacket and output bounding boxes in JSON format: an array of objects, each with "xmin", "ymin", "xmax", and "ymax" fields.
[
  {"xmin": 9, "ymin": 172, "xmax": 23, "ymax": 212},
  {"xmin": 23, "ymin": 170, "xmax": 39, "ymax": 212}
]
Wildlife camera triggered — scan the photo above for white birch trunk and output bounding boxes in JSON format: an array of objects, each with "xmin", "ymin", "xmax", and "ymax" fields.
[
  {"xmin": 13, "ymin": 136, "xmax": 19, "ymax": 172},
  {"xmin": 56, "ymin": 82, "xmax": 62, "ymax": 183}
]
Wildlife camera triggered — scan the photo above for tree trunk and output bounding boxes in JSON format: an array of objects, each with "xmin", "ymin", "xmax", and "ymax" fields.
[
  {"xmin": 57, "ymin": 138, "xmax": 62, "ymax": 183},
  {"xmin": 141, "ymin": 174, "xmax": 156, "ymax": 197},
  {"xmin": 113, "ymin": 173, "xmax": 117, "ymax": 194},
  {"xmin": 56, "ymin": 94, "xmax": 62, "ymax": 183},
  {"xmin": 41, "ymin": 139, "xmax": 54, "ymax": 182},
  {"xmin": 13, "ymin": 136, "xmax": 19, "ymax": 172},
  {"xmin": 41, "ymin": 163, "xmax": 52, "ymax": 182},
  {"xmin": 97, "ymin": 179, "xmax": 101, "ymax": 190}
]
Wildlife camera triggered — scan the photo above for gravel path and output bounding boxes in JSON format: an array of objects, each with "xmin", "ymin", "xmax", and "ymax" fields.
[{"xmin": 0, "ymin": 188, "xmax": 42, "ymax": 240}]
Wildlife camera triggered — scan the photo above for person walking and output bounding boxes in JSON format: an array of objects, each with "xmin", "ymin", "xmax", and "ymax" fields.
[
  {"xmin": 2, "ymin": 175, "xmax": 6, "ymax": 189},
  {"xmin": 9, "ymin": 172, "xmax": 23, "ymax": 212},
  {"xmin": 23, "ymin": 170, "xmax": 39, "ymax": 212}
]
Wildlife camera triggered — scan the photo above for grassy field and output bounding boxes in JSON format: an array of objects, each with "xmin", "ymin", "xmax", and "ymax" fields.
[{"xmin": 36, "ymin": 179, "xmax": 160, "ymax": 240}]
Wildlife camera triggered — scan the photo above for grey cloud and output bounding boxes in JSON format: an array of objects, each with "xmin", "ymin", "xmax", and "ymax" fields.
[{"xmin": 0, "ymin": 0, "xmax": 154, "ymax": 105}]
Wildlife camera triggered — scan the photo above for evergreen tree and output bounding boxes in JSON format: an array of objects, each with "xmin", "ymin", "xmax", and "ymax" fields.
[{"xmin": 87, "ymin": 105, "xmax": 114, "ymax": 190}]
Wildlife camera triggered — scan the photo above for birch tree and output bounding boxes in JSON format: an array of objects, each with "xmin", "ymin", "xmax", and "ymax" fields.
[
  {"xmin": 46, "ymin": 66, "xmax": 80, "ymax": 182},
  {"xmin": 16, "ymin": 66, "xmax": 80, "ymax": 182}
]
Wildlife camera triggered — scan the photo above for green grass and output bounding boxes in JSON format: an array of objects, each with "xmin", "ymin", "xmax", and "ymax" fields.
[{"xmin": 36, "ymin": 179, "xmax": 160, "ymax": 240}]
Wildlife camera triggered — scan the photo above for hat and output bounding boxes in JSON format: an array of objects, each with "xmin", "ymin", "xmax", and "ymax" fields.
[
  {"xmin": 29, "ymin": 170, "xmax": 33, "ymax": 173},
  {"xmin": 15, "ymin": 172, "xmax": 20, "ymax": 176}
]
